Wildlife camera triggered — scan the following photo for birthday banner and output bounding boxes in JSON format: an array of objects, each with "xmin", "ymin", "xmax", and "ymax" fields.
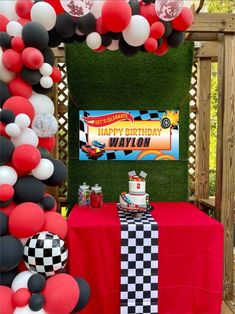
[{"xmin": 79, "ymin": 110, "xmax": 179, "ymax": 161}]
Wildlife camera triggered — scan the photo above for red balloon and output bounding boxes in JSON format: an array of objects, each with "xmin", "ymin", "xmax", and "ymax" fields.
[
  {"xmin": 0, "ymin": 15, "xmax": 9, "ymax": 32},
  {"xmin": 155, "ymin": 38, "xmax": 169, "ymax": 56},
  {"xmin": 0, "ymin": 122, "xmax": 10, "ymax": 138},
  {"xmin": 94, "ymin": 45, "xmax": 106, "ymax": 53},
  {"xmin": 17, "ymin": 259, "xmax": 28, "ymax": 272},
  {"xmin": 44, "ymin": 0, "xmax": 65, "ymax": 14},
  {"xmin": 17, "ymin": 18, "xmax": 30, "ymax": 26},
  {"xmin": 102, "ymin": 0, "xmax": 132, "ymax": 32},
  {"xmin": 11, "ymin": 37, "xmax": 25, "ymax": 52},
  {"xmin": 9, "ymin": 202, "xmax": 45, "ymax": 238},
  {"xmin": 0, "ymin": 286, "xmax": 14, "ymax": 314},
  {"xmin": 38, "ymin": 136, "xmax": 56, "ymax": 152},
  {"xmin": 96, "ymin": 17, "xmax": 108, "ymax": 35},
  {"xmin": 144, "ymin": 38, "xmax": 158, "ymax": 52},
  {"xmin": 0, "ymin": 201, "xmax": 17, "ymax": 217},
  {"xmin": 13, "ymin": 288, "xmax": 31, "ymax": 308},
  {"xmin": 2, "ymin": 49, "xmax": 23, "ymax": 73},
  {"xmin": 15, "ymin": 0, "xmax": 33, "ymax": 19},
  {"xmin": 8, "ymin": 77, "xmax": 33, "ymax": 99},
  {"xmin": 44, "ymin": 274, "xmax": 80, "ymax": 314},
  {"xmin": 140, "ymin": 2, "xmax": 159, "ymax": 25},
  {"xmin": 50, "ymin": 66, "xmax": 62, "ymax": 83},
  {"xmin": 12, "ymin": 144, "xmax": 41, "ymax": 172},
  {"xmin": 3, "ymin": 96, "xmax": 35, "ymax": 122},
  {"xmin": 7, "ymin": 161, "xmax": 30, "ymax": 177},
  {"xmin": 42, "ymin": 212, "xmax": 68, "ymax": 239},
  {"xmin": 172, "ymin": 7, "xmax": 194, "ymax": 31},
  {"xmin": 0, "ymin": 184, "xmax": 14, "ymax": 202},
  {"xmin": 150, "ymin": 21, "xmax": 165, "ymax": 39},
  {"xmin": 21, "ymin": 47, "xmax": 44, "ymax": 70}
]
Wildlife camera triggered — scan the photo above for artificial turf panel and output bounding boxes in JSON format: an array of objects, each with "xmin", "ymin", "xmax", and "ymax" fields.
[{"xmin": 65, "ymin": 42, "xmax": 193, "ymax": 209}]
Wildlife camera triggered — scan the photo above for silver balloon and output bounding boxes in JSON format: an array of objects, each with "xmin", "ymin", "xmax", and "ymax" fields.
[
  {"xmin": 155, "ymin": 0, "xmax": 184, "ymax": 21},
  {"xmin": 32, "ymin": 113, "xmax": 58, "ymax": 138}
]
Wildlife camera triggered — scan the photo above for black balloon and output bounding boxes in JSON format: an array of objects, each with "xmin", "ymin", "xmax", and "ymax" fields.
[
  {"xmin": 101, "ymin": 33, "xmax": 112, "ymax": 47},
  {"xmin": 29, "ymin": 293, "xmax": 45, "ymax": 311},
  {"xmin": 62, "ymin": 36, "xmax": 75, "ymax": 44},
  {"xmin": 33, "ymin": 83, "xmax": 53, "ymax": 95},
  {"xmin": 21, "ymin": 67, "xmax": 41, "ymax": 85},
  {"xmin": 0, "ymin": 211, "xmax": 8, "ymax": 236},
  {"xmin": 142, "ymin": 0, "xmax": 154, "ymax": 3},
  {"xmin": 14, "ymin": 176, "xmax": 45, "ymax": 203},
  {"xmin": 48, "ymin": 28, "xmax": 62, "ymax": 48},
  {"xmin": 162, "ymin": 21, "xmax": 173, "ymax": 38},
  {"xmin": 22, "ymin": 22, "xmax": 49, "ymax": 50},
  {"xmin": 0, "ymin": 82, "xmax": 12, "ymax": 107},
  {"xmin": 157, "ymin": 37, "xmax": 163, "ymax": 48},
  {"xmin": 28, "ymin": 273, "xmax": 46, "ymax": 293},
  {"xmin": 72, "ymin": 278, "xmax": 90, "ymax": 313},
  {"xmin": 42, "ymin": 47, "xmax": 55, "ymax": 66},
  {"xmin": 167, "ymin": 30, "xmax": 185, "ymax": 48},
  {"xmin": 76, "ymin": 13, "xmax": 96, "ymax": 35},
  {"xmin": 119, "ymin": 38, "xmax": 140, "ymax": 57},
  {"xmin": 0, "ymin": 109, "xmax": 15, "ymax": 124},
  {"xmin": 0, "ymin": 199, "xmax": 12, "ymax": 208},
  {"xmin": 0, "ymin": 136, "xmax": 14, "ymax": 166},
  {"xmin": 43, "ymin": 160, "xmax": 67, "ymax": 187},
  {"xmin": 55, "ymin": 13, "xmax": 76, "ymax": 39},
  {"xmin": 40, "ymin": 195, "xmax": 55, "ymax": 211},
  {"xmin": 0, "ymin": 268, "xmax": 18, "ymax": 287},
  {"xmin": 73, "ymin": 34, "xmax": 86, "ymax": 43},
  {"xmin": 0, "ymin": 32, "xmax": 11, "ymax": 49},
  {"xmin": 0, "ymin": 236, "xmax": 24, "ymax": 272},
  {"xmin": 38, "ymin": 147, "xmax": 51, "ymax": 159},
  {"xmin": 129, "ymin": 0, "xmax": 140, "ymax": 15},
  {"xmin": 110, "ymin": 32, "xmax": 122, "ymax": 40}
]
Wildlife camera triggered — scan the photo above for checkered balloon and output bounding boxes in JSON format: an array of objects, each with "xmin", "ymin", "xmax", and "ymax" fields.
[{"xmin": 23, "ymin": 232, "xmax": 68, "ymax": 277}]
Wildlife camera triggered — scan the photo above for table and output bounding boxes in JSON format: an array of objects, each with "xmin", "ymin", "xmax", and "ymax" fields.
[{"xmin": 67, "ymin": 202, "xmax": 224, "ymax": 314}]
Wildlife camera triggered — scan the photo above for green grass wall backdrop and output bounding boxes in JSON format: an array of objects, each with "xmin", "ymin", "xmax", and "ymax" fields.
[{"xmin": 66, "ymin": 42, "xmax": 193, "ymax": 208}]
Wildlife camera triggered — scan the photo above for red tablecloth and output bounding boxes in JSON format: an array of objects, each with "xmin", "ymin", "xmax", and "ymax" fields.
[{"xmin": 67, "ymin": 202, "xmax": 223, "ymax": 314}]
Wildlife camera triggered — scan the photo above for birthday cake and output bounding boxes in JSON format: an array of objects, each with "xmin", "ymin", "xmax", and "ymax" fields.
[{"xmin": 118, "ymin": 170, "xmax": 152, "ymax": 213}]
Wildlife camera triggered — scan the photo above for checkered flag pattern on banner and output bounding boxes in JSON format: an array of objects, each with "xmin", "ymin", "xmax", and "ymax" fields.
[
  {"xmin": 118, "ymin": 211, "xmax": 158, "ymax": 314},
  {"xmin": 24, "ymin": 232, "xmax": 68, "ymax": 277}
]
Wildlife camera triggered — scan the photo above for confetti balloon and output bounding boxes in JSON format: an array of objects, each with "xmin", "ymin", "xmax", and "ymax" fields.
[
  {"xmin": 60, "ymin": 0, "xmax": 94, "ymax": 17},
  {"xmin": 155, "ymin": 0, "xmax": 183, "ymax": 21},
  {"xmin": 32, "ymin": 113, "xmax": 58, "ymax": 138}
]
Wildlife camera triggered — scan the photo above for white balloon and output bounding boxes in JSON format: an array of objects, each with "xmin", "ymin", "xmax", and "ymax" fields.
[
  {"xmin": 32, "ymin": 158, "xmax": 54, "ymax": 180},
  {"xmin": 107, "ymin": 40, "xmax": 119, "ymax": 51},
  {"xmin": 15, "ymin": 114, "xmax": 31, "ymax": 129},
  {"xmin": 0, "ymin": 166, "xmax": 18, "ymax": 186},
  {"xmin": 60, "ymin": 0, "xmax": 94, "ymax": 17},
  {"xmin": 39, "ymin": 63, "xmax": 53, "ymax": 76},
  {"xmin": 30, "ymin": 2, "xmax": 57, "ymax": 31},
  {"xmin": 0, "ymin": 1, "xmax": 19, "ymax": 21},
  {"xmin": 75, "ymin": 28, "xmax": 84, "ymax": 36},
  {"xmin": 90, "ymin": 0, "xmax": 105, "ymax": 18},
  {"xmin": 123, "ymin": 15, "xmax": 150, "ymax": 47},
  {"xmin": 32, "ymin": 113, "xmax": 58, "ymax": 138},
  {"xmin": 6, "ymin": 21, "xmax": 22, "ymax": 37},
  {"xmin": 86, "ymin": 32, "xmax": 102, "ymax": 50},
  {"xmin": 29, "ymin": 93, "xmax": 54, "ymax": 115},
  {"xmin": 155, "ymin": 0, "xmax": 183, "ymax": 21},
  {"xmin": 12, "ymin": 271, "xmax": 33, "ymax": 292},
  {"xmin": 5, "ymin": 123, "xmax": 21, "ymax": 138},
  {"xmin": 40, "ymin": 76, "xmax": 53, "ymax": 89},
  {"xmin": 12, "ymin": 128, "xmax": 39, "ymax": 147},
  {"xmin": 0, "ymin": 47, "xmax": 15, "ymax": 83},
  {"xmin": 14, "ymin": 306, "xmax": 47, "ymax": 314}
]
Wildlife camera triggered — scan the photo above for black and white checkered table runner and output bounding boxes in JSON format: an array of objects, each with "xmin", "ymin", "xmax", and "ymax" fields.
[{"xmin": 118, "ymin": 211, "xmax": 158, "ymax": 314}]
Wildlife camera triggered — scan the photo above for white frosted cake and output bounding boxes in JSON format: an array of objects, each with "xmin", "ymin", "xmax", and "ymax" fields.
[{"xmin": 118, "ymin": 171, "xmax": 151, "ymax": 213}]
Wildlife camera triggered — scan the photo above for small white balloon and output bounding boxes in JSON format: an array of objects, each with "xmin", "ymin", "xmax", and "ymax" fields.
[
  {"xmin": 86, "ymin": 32, "xmax": 102, "ymax": 50},
  {"xmin": 0, "ymin": 47, "xmax": 15, "ymax": 83},
  {"xmin": 12, "ymin": 128, "xmax": 39, "ymax": 147},
  {"xmin": 30, "ymin": 2, "xmax": 57, "ymax": 31},
  {"xmin": 90, "ymin": 0, "xmax": 105, "ymax": 18},
  {"xmin": 39, "ymin": 63, "xmax": 53, "ymax": 76},
  {"xmin": 155, "ymin": 0, "xmax": 184, "ymax": 21},
  {"xmin": 29, "ymin": 93, "xmax": 54, "ymax": 115},
  {"xmin": 15, "ymin": 114, "xmax": 31, "ymax": 129},
  {"xmin": 123, "ymin": 15, "xmax": 150, "ymax": 47},
  {"xmin": 107, "ymin": 40, "xmax": 119, "ymax": 51},
  {"xmin": 5, "ymin": 123, "xmax": 21, "ymax": 138},
  {"xmin": 40, "ymin": 76, "xmax": 53, "ymax": 89},
  {"xmin": 32, "ymin": 113, "xmax": 58, "ymax": 138},
  {"xmin": 14, "ymin": 307, "xmax": 47, "ymax": 314},
  {"xmin": 32, "ymin": 158, "xmax": 54, "ymax": 180},
  {"xmin": 0, "ymin": 166, "xmax": 18, "ymax": 186},
  {"xmin": 6, "ymin": 21, "xmax": 22, "ymax": 37},
  {"xmin": 12, "ymin": 271, "xmax": 33, "ymax": 292}
]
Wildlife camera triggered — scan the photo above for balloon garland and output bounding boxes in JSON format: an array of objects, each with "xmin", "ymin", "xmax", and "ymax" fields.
[{"xmin": 0, "ymin": 0, "xmax": 193, "ymax": 313}]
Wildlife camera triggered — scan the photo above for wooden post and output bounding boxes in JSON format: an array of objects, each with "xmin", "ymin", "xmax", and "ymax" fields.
[
  {"xmin": 216, "ymin": 34, "xmax": 235, "ymax": 301},
  {"xmin": 195, "ymin": 58, "xmax": 212, "ymax": 200}
]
